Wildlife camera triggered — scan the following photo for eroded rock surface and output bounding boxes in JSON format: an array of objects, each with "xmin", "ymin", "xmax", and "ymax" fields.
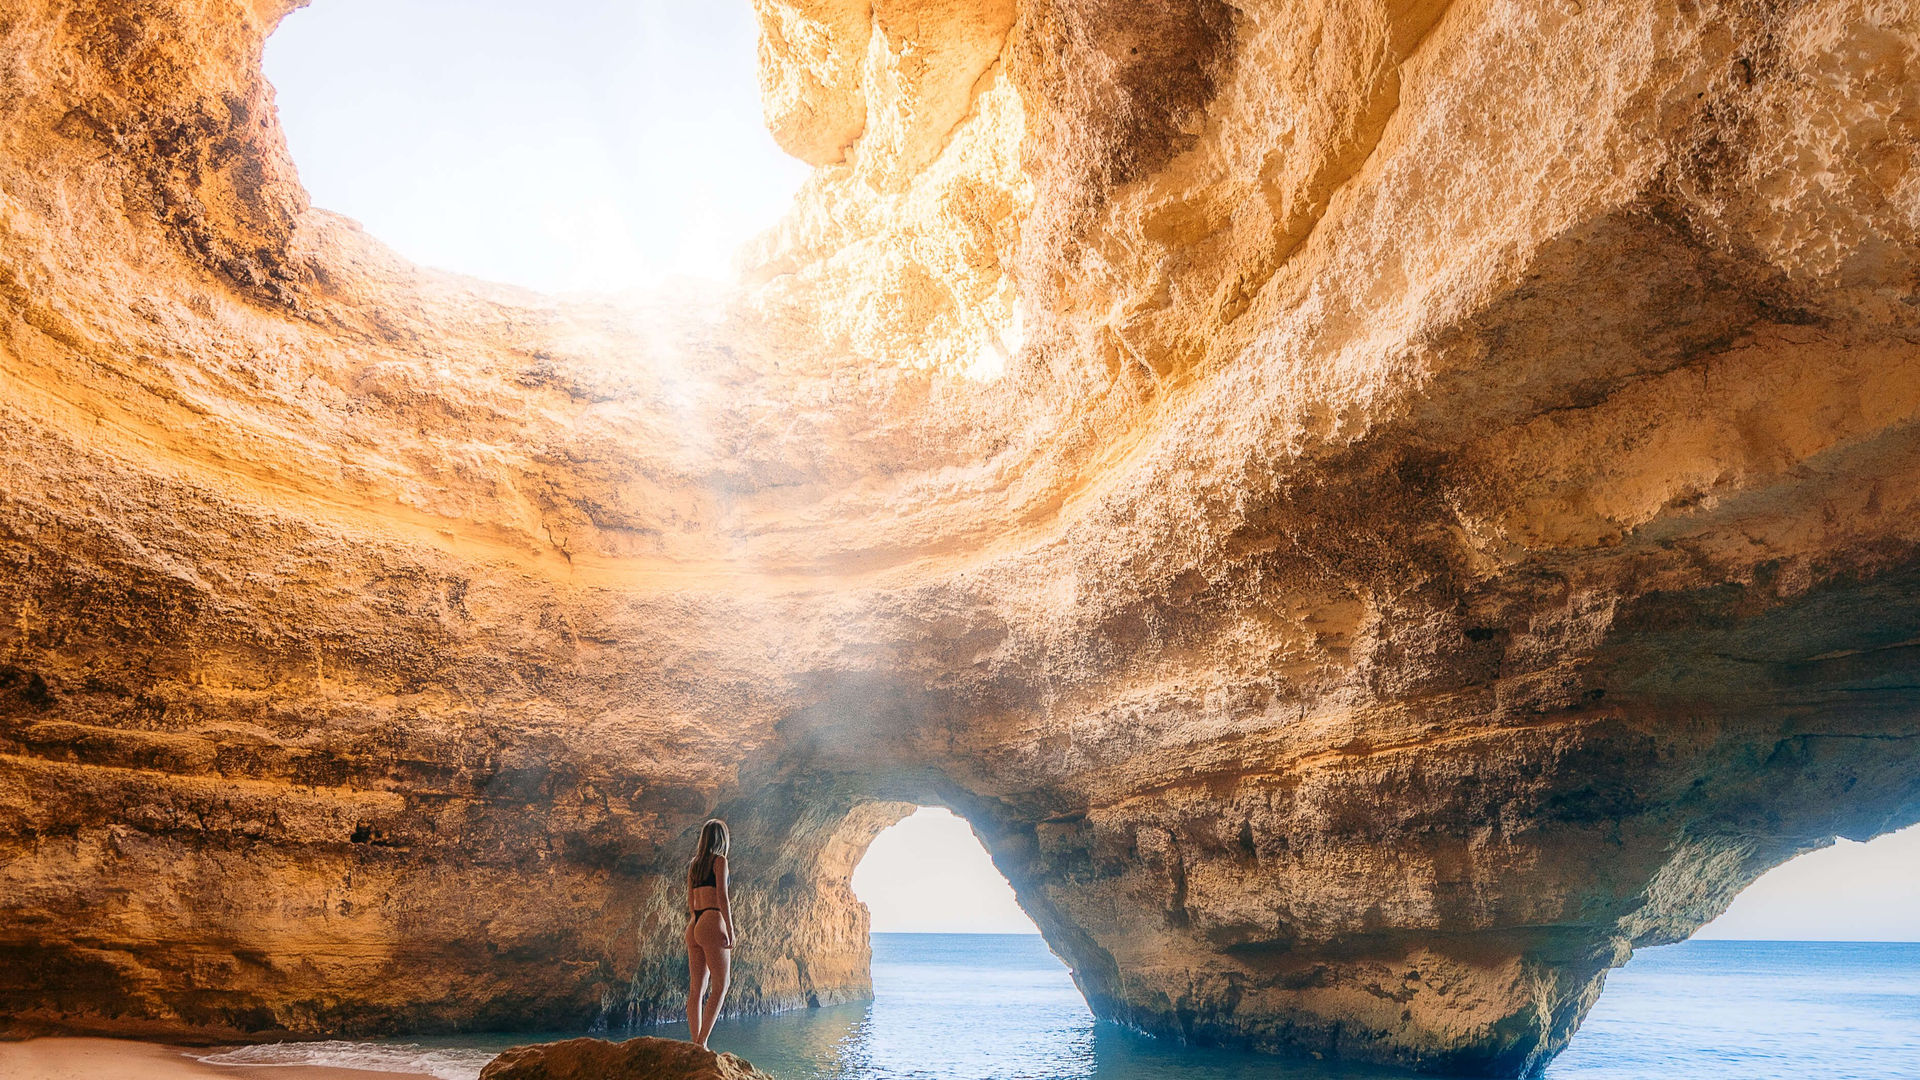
[
  {"xmin": 2, "ymin": 0, "xmax": 1918, "ymax": 1074},
  {"xmin": 479, "ymin": 1037, "xmax": 774, "ymax": 1080}
]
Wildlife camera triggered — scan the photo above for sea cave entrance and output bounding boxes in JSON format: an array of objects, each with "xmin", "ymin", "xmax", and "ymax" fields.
[
  {"xmin": 1695, "ymin": 824, "xmax": 1920, "ymax": 943},
  {"xmin": 688, "ymin": 806, "xmax": 1119, "ymax": 1077},
  {"xmin": 850, "ymin": 807, "xmax": 1039, "ymax": 936},
  {"xmin": 743, "ymin": 806, "xmax": 1116, "ymax": 1078},
  {"xmin": 1546, "ymin": 824, "xmax": 1920, "ymax": 1076}
]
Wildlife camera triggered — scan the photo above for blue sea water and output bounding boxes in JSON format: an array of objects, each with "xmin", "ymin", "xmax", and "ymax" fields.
[
  {"xmin": 195, "ymin": 935, "xmax": 1920, "ymax": 1079},
  {"xmin": 1542, "ymin": 940, "xmax": 1920, "ymax": 1080}
]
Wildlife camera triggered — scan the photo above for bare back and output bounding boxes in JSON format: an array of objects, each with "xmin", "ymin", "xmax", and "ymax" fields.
[{"xmin": 689, "ymin": 851, "xmax": 726, "ymax": 914}]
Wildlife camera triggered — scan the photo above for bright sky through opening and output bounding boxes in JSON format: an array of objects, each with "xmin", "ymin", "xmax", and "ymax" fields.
[
  {"xmin": 853, "ymin": 808, "xmax": 1038, "ymax": 934},
  {"xmin": 264, "ymin": 0, "xmax": 810, "ymax": 293},
  {"xmin": 1697, "ymin": 824, "xmax": 1920, "ymax": 941}
]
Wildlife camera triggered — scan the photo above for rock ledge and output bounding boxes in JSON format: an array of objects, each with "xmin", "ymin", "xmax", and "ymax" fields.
[{"xmin": 478, "ymin": 1037, "xmax": 774, "ymax": 1080}]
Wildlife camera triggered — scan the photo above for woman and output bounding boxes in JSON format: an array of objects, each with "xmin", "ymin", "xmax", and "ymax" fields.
[{"xmin": 684, "ymin": 818, "xmax": 734, "ymax": 1048}]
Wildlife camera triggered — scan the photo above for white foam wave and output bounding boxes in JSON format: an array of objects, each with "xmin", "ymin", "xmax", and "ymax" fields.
[{"xmin": 194, "ymin": 1041, "xmax": 498, "ymax": 1080}]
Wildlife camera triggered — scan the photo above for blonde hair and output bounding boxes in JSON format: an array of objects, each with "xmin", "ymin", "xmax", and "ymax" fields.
[{"xmin": 688, "ymin": 818, "xmax": 730, "ymax": 890}]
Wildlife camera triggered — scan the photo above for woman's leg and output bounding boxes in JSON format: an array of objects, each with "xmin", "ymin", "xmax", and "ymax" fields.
[
  {"xmin": 696, "ymin": 946, "xmax": 730, "ymax": 1046},
  {"xmin": 685, "ymin": 937, "xmax": 708, "ymax": 1042},
  {"xmin": 691, "ymin": 914, "xmax": 731, "ymax": 1047}
]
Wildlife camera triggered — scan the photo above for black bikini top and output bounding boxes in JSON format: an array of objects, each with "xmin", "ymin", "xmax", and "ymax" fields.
[{"xmin": 691, "ymin": 855, "xmax": 722, "ymax": 890}]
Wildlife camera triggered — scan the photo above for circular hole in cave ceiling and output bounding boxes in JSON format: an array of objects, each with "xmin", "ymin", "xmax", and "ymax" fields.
[{"xmin": 264, "ymin": 0, "xmax": 811, "ymax": 295}]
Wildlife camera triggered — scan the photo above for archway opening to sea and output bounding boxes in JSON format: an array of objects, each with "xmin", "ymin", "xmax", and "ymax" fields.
[
  {"xmin": 1697, "ymin": 825, "xmax": 1920, "ymax": 943},
  {"xmin": 835, "ymin": 808, "xmax": 1093, "ymax": 1077},
  {"xmin": 1543, "ymin": 824, "xmax": 1920, "ymax": 1077},
  {"xmin": 851, "ymin": 808, "xmax": 1038, "ymax": 936}
]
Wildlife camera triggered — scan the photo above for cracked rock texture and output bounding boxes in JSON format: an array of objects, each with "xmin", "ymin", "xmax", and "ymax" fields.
[{"xmin": 3, "ymin": 0, "xmax": 1919, "ymax": 1074}]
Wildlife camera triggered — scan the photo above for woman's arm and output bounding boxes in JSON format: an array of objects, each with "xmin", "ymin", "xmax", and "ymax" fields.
[{"xmin": 715, "ymin": 855, "xmax": 735, "ymax": 947}]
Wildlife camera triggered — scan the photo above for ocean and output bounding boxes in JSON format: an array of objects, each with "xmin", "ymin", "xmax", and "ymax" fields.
[{"xmin": 194, "ymin": 935, "xmax": 1920, "ymax": 1079}]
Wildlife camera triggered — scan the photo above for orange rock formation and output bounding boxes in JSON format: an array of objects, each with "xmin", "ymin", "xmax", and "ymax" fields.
[{"xmin": 2, "ymin": 0, "xmax": 1917, "ymax": 1074}]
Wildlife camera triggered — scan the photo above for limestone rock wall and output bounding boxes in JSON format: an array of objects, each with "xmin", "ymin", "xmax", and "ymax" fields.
[{"xmin": 2, "ymin": 0, "xmax": 1918, "ymax": 1075}]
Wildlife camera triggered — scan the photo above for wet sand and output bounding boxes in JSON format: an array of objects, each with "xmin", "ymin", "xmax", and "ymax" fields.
[{"xmin": 0, "ymin": 1038, "xmax": 425, "ymax": 1080}]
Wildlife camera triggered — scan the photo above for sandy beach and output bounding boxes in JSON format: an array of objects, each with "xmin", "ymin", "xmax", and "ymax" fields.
[{"xmin": 0, "ymin": 1039, "xmax": 425, "ymax": 1080}]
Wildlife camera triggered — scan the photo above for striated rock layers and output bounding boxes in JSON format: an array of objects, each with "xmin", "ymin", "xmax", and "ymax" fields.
[{"xmin": 2, "ymin": 0, "xmax": 1918, "ymax": 1074}]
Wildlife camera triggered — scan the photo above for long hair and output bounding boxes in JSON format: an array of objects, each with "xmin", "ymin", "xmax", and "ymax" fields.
[{"xmin": 687, "ymin": 818, "xmax": 730, "ymax": 890}]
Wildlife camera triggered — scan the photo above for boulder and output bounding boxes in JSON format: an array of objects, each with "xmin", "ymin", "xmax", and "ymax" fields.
[{"xmin": 479, "ymin": 1037, "xmax": 774, "ymax": 1080}]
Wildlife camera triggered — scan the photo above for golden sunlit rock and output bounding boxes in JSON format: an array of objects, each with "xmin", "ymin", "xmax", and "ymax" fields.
[{"xmin": 2, "ymin": 0, "xmax": 1918, "ymax": 1075}]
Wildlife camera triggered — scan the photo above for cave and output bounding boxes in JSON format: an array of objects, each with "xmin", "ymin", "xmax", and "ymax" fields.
[{"xmin": 2, "ymin": 0, "xmax": 1918, "ymax": 1077}]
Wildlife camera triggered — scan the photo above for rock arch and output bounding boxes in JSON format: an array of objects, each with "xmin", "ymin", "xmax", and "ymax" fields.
[{"xmin": 1, "ymin": 0, "xmax": 1918, "ymax": 1075}]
